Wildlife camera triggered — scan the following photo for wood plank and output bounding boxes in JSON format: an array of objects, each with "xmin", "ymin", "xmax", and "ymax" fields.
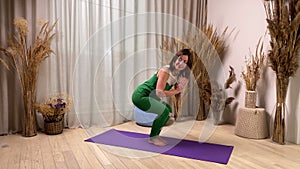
[
  {"xmin": 63, "ymin": 150, "xmax": 80, "ymax": 169},
  {"xmin": 63, "ymin": 129, "xmax": 93, "ymax": 169},
  {"xmin": 19, "ymin": 137, "xmax": 32, "ymax": 169},
  {"xmin": 0, "ymin": 134, "xmax": 18, "ymax": 169},
  {"xmin": 48, "ymin": 134, "xmax": 68, "ymax": 169},
  {"xmin": 38, "ymin": 133, "xmax": 56, "ymax": 169},
  {"xmin": 28, "ymin": 135, "xmax": 44, "ymax": 169}
]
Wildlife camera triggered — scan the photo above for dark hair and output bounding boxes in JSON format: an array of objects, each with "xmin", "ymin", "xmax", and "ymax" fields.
[{"xmin": 169, "ymin": 48, "xmax": 193, "ymax": 78}]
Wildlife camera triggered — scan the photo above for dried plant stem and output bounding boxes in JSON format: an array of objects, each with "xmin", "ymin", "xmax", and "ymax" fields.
[
  {"xmin": 0, "ymin": 58, "xmax": 9, "ymax": 69},
  {"xmin": 241, "ymin": 37, "xmax": 265, "ymax": 91}
]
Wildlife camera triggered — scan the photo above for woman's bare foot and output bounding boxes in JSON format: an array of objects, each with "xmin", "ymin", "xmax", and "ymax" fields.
[
  {"xmin": 165, "ymin": 117, "xmax": 175, "ymax": 126},
  {"xmin": 148, "ymin": 137, "xmax": 168, "ymax": 146}
]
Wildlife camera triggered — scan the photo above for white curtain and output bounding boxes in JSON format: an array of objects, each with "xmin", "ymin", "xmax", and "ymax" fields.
[{"xmin": 0, "ymin": 0, "xmax": 206, "ymax": 134}]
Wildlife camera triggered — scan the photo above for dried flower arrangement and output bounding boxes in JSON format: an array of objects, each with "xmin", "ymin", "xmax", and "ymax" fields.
[
  {"xmin": 0, "ymin": 18, "xmax": 57, "ymax": 136},
  {"xmin": 35, "ymin": 94, "xmax": 72, "ymax": 122},
  {"xmin": 241, "ymin": 38, "xmax": 266, "ymax": 91},
  {"xmin": 264, "ymin": 0, "xmax": 300, "ymax": 144}
]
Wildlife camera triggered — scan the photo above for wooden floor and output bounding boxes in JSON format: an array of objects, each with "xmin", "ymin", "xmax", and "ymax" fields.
[{"xmin": 1, "ymin": 120, "xmax": 300, "ymax": 169}]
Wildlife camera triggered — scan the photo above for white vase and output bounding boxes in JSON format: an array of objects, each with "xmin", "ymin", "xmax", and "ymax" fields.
[{"xmin": 245, "ymin": 90, "xmax": 257, "ymax": 108}]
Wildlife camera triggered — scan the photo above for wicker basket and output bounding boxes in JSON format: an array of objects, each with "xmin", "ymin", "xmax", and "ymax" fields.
[
  {"xmin": 235, "ymin": 107, "xmax": 268, "ymax": 139},
  {"xmin": 44, "ymin": 120, "xmax": 64, "ymax": 135}
]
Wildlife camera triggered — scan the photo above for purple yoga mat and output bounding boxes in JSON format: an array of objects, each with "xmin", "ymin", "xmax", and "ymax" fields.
[{"xmin": 85, "ymin": 129, "xmax": 233, "ymax": 164}]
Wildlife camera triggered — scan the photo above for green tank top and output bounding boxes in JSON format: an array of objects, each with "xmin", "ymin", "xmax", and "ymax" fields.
[{"xmin": 134, "ymin": 72, "xmax": 173, "ymax": 101}]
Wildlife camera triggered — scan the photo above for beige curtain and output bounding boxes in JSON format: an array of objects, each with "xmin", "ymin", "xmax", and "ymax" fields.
[
  {"xmin": 0, "ymin": 0, "xmax": 39, "ymax": 134},
  {"xmin": 0, "ymin": 0, "xmax": 206, "ymax": 135}
]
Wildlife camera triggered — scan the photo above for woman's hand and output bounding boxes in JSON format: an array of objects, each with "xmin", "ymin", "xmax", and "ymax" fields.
[
  {"xmin": 177, "ymin": 77, "xmax": 188, "ymax": 91},
  {"xmin": 171, "ymin": 88, "xmax": 181, "ymax": 95}
]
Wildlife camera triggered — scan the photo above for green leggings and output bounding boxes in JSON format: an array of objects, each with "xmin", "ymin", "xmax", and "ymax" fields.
[{"xmin": 132, "ymin": 92, "xmax": 171, "ymax": 137}]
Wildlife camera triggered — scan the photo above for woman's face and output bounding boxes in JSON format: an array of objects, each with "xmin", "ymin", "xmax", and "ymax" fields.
[{"xmin": 174, "ymin": 55, "xmax": 188, "ymax": 71}]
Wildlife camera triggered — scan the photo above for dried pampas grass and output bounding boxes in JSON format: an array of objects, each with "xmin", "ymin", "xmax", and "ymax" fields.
[
  {"xmin": 0, "ymin": 18, "xmax": 58, "ymax": 94},
  {"xmin": 241, "ymin": 37, "xmax": 266, "ymax": 91},
  {"xmin": 264, "ymin": 0, "xmax": 300, "ymax": 78}
]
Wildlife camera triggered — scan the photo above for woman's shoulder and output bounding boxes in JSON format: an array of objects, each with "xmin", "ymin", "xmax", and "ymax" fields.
[
  {"xmin": 157, "ymin": 65, "xmax": 170, "ymax": 78},
  {"xmin": 160, "ymin": 65, "xmax": 170, "ymax": 73}
]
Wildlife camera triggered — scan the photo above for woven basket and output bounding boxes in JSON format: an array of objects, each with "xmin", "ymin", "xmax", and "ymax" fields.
[
  {"xmin": 235, "ymin": 107, "xmax": 268, "ymax": 139},
  {"xmin": 44, "ymin": 120, "xmax": 64, "ymax": 135}
]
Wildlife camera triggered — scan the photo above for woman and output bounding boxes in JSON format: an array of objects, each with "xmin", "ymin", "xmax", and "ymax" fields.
[{"xmin": 132, "ymin": 49, "xmax": 193, "ymax": 146}]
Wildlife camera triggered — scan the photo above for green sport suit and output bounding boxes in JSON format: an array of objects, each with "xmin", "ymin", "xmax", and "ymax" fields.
[{"xmin": 132, "ymin": 68, "xmax": 176, "ymax": 138}]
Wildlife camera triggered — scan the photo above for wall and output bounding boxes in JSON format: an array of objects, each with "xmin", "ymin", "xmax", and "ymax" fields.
[{"xmin": 207, "ymin": 0, "xmax": 300, "ymax": 144}]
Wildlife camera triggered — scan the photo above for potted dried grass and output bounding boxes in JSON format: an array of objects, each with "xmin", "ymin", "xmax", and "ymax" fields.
[
  {"xmin": 241, "ymin": 37, "xmax": 266, "ymax": 108},
  {"xmin": 264, "ymin": 0, "xmax": 300, "ymax": 144},
  {"xmin": 0, "ymin": 18, "xmax": 57, "ymax": 137},
  {"xmin": 35, "ymin": 94, "xmax": 72, "ymax": 135}
]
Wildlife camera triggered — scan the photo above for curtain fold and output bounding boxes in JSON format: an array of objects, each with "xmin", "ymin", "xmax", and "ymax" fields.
[
  {"xmin": 0, "ymin": 0, "xmax": 206, "ymax": 134},
  {"xmin": 0, "ymin": 0, "xmax": 38, "ymax": 134}
]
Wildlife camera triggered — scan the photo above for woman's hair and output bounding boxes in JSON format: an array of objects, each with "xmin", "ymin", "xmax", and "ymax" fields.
[{"xmin": 169, "ymin": 48, "xmax": 193, "ymax": 78}]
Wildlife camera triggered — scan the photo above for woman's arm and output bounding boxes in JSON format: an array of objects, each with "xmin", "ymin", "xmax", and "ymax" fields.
[{"xmin": 156, "ymin": 69, "xmax": 181, "ymax": 98}]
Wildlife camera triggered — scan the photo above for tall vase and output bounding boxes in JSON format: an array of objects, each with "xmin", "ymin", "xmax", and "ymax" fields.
[
  {"xmin": 272, "ymin": 76, "xmax": 289, "ymax": 144},
  {"xmin": 22, "ymin": 90, "xmax": 37, "ymax": 137}
]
